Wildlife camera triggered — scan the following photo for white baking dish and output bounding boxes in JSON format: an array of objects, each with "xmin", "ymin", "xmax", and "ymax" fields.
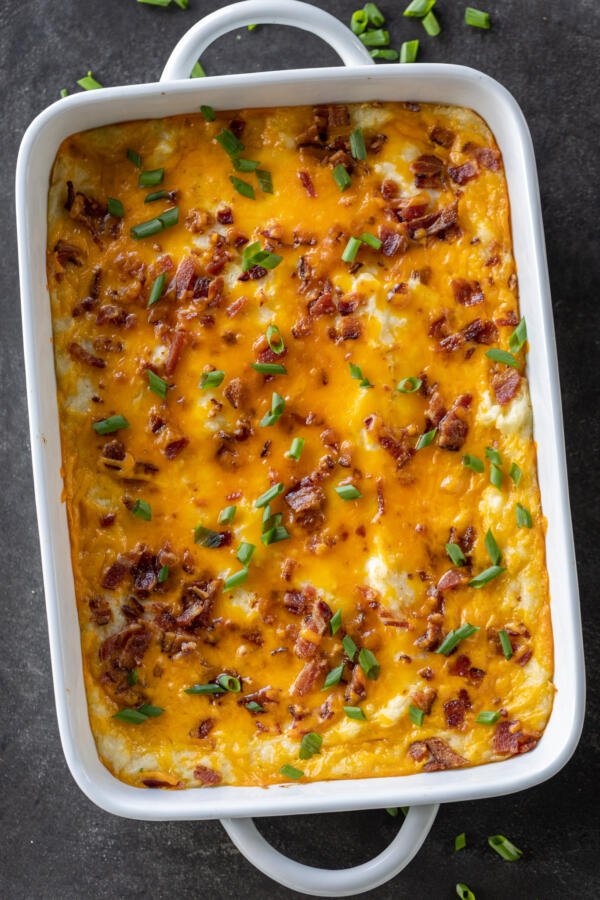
[{"xmin": 16, "ymin": 1, "xmax": 585, "ymax": 894}]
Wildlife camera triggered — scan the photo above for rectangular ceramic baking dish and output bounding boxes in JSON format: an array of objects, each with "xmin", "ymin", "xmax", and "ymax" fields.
[{"xmin": 16, "ymin": 1, "xmax": 584, "ymax": 895}]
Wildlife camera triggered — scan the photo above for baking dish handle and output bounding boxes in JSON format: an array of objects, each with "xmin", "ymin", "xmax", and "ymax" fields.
[
  {"xmin": 220, "ymin": 804, "xmax": 439, "ymax": 897},
  {"xmin": 160, "ymin": 0, "xmax": 374, "ymax": 81}
]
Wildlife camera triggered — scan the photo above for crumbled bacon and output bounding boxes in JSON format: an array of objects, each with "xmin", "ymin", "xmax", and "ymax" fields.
[
  {"xmin": 468, "ymin": 145, "xmax": 501, "ymax": 171},
  {"xmin": 448, "ymin": 160, "xmax": 479, "ymax": 185},
  {"xmin": 96, "ymin": 304, "xmax": 128, "ymax": 327},
  {"xmin": 102, "ymin": 439, "xmax": 126, "ymax": 461},
  {"xmin": 223, "ymin": 377, "xmax": 245, "ymax": 410},
  {"xmin": 493, "ymin": 720, "xmax": 539, "ymax": 756},
  {"xmin": 194, "ymin": 765, "xmax": 222, "ymax": 785},
  {"xmin": 54, "ymin": 239, "xmax": 84, "ymax": 267},
  {"xmin": 176, "ymin": 578, "xmax": 221, "ymax": 631},
  {"xmin": 437, "ymin": 568, "xmax": 469, "ymax": 592},
  {"xmin": 308, "ymin": 290, "xmax": 336, "ymax": 317},
  {"xmin": 452, "ymin": 278, "xmax": 484, "ymax": 307},
  {"xmin": 411, "ymin": 154, "xmax": 445, "ymax": 189},
  {"xmin": 444, "ymin": 689, "xmax": 471, "ymax": 728},
  {"xmin": 379, "ymin": 227, "xmax": 407, "ymax": 258},
  {"xmin": 190, "ymin": 718, "xmax": 214, "ymax": 739},
  {"xmin": 164, "ymin": 437, "xmax": 189, "ymax": 459},
  {"xmin": 164, "ymin": 330, "xmax": 188, "ymax": 376},
  {"xmin": 290, "ymin": 657, "xmax": 327, "ymax": 696},
  {"xmin": 430, "ymin": 125, "xmax": 455, "ymax": 148},
  {"xmin": 298, "ymin": 170, "xmax": 316, "ymax": 197},
  {"xmin": 216, "ymin": 206, "xmax": 233, "ymax": 224},
  {"xmin": 294, "ymin": 596, "xmax": 332, "ymax": 659},
  {"xmin": 175, "ymin": 256, "xmax": 197, "ymax": 297},
  {"xmin": 409, "ymin": 737, "xmax": 467, "ymax": 771},
  {"xmin": 406, "ymin": 203, "xmax": 458, "ymax": 239},
  {"xmin": 414, "ymin": 613, "xmax": 443, "ymax": 651},
  {"xmin": 381, "ymin": 178, "xmax": 398, "ymax": 200},
  {"xmin": 101, "ymin": 561, "xmax": 127, "ymax": 590},
  {"xmin": 88, "ymin": 596, "xmax": 112, "ymax": 626},
  {"xmin": 367, "ymin": 415, "xmax": 414, "ymax": 470},
  {"xmin": 285, "ymin": 477, "xmax": 326, "ymax": 532},
  {"xmin": 437, "ymin": 398, "xmax": 470, "ymax": 451},
  {"xmin": 226, "ymin": 296, "xmax": 247, "ymax": 318},
  {"xmin": 492, "ymin": 368, "xmax": 521, "ymax": 405},
  {"xmin": 412, "ymin": 687, "xmax": 437, "ymax": 714},
  {"xmin": 345, "ymin": 663, "xmax": 367, "ymax": 703},
  {"xmin": 462, "ymin": 318, "xmax": 498, "ymax": 344}
]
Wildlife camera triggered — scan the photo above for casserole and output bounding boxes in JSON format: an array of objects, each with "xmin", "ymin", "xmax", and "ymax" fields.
[{"xmin": 16, "ymin": 1, "xmax": 584, "ymax": 895}]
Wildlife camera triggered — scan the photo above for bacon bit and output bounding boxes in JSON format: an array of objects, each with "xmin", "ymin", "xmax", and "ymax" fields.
[
  {"xmin": 238, "ymin": 265, "xmax": 267, "ymax": 281},
  {"xmin": 469, "ymin": 145, "xmax": 501, "ymax": 171},
  {"xmin": 379, "ymin": 227, "xmax": 407, "ymax": 258},
  {"xmin": 101, "ymin": 561, "xmax": 127, "ymax": 590},
  {"xmin": 164, "ymin": 330, "xmax": 187, "ymax": 376},
  {"xmin": 428, "ymin": 313, "xmax": 451, "ymax": 340},
  {"xmin": 367, "ymin": 415, "xmax": 414, "ymax": 470},
  {"xmin": 285, "ymin": 477, "xmax": 326, "ymax": 532},
  {"xmin": 414, "ymin": 613, "xmax": 443, "ymax": 651},
  {"xmin": 164, "ymin": 437, "xmax": 189, "ymax": 459},
  {"xmin": 345, "ymin": 663, "xmax": 367, "ymax": 703},
  {"xmin": 190, "ymin": 718, "xmax": 215, "ymax": 739},
  {"xmin": 216, "ymin": 206, "xmax": 234, "ymax": 225},
  {"xmin": 375, "ymin": 478, "xmax": 385, "ymax": 519},
  {"xmin": 412, "ymin": 687, "xmax": 437, "ymax": 714},
  {"xmin": 298, "ymin": 170, "xmax": 316, "ymax": 197},
  {"xmin": 448, "ymin": 160, "xmax": 479, "ymax": 185},
  {"xmin": 99, "ymin": 623, "xmax": 152, "ymax": 705},
  {"xmin": 88, "ymin": 596, "xmax": 112, "ymax": 626},
  {"xmin": 291, "ymin": 657, "xmax": 327, "ymax": 696},
  {"xmin": 411, "ymin": 154, "xmax": 445, "ymax": 189},
  {"xmin": 308, "ymin": 291, "xmax": 336, "ymax": 317},
  {"xmin": 437, "ymin": 568, "xmax": 469, "ymax": 591},
  {"xmin": 284, "ymin": 590, "xmax": 307, "ymax": 616},
  {"xmin": 176, "ymin": 578, "xmax": 221, "ymax": 631},
  {"xmin": 131, "ymin": 551, "xmax": 160, "ymax": 594},
  {"xmin": 175, "ymin": 256, "xmax": 198, "ymax": 298},
  {"xmin": 294, "ymin": 597, "xmax": 332, "ymax": 659},
  {"xmin": 496, "ymin": 310, "xmax": 518, "ymax": 327},
  {"xmin": 444, "ymin": 689, "xmax": 472, "ymax": 728},
  {"xmin": 462, "ymin": 318, "xmax": 498, "ymax": 344},
  {"xmin": 430, "ymin": 125, "xmax": 455, "ymax": 148},
  {"xmin": 515, "ymin": 649, "xmax": 533, "ymax": 667},
  {"xmin": 381, "ymin": 178, "xmax": 399, "ymax": 200},
  {"xmin": 207, "ymin": 275, "xmax": 225, "ymax": 307},
  {"xmin": 439, "ymin": 332, "xmax": 465, "ymax": 353},
  {"xmin": 425, "ymin": 388, "xmax": 446, "ymax": 429},
  {"xmin": 102, "ymin": 440, "xmax": 126, "ymax": 461},
  {"xmin": 185, "ymin": 209, "xmax": 212, "ymax": 234},
  {"xmin": 194, "ymin": 277, "xmax": 211, "ymax": 299},
  {"xmin": 194, "ymin": 765, "xmax": 222, "ymax": 786},
  {"xmin": 493, "ymin": 720, "xmax": 539, "ymax": 756},
  {"xmin": 281, "ymin": 558, "xmax": 297, "ymax": 583},
  {"xmin": 223, "ymin": 377, "xmax": 245, "ymax": 410},
  {"xmin": 492, "ymin": 368, "xmax": 521, "ymax": 405},
  {"xmin": 54, "ymin": 239, "xmax": 84, "ymax": 267},
  {"xmin": 96, "ymin": 304, "xmax": 128, "ymax": 327},
  {"xmin": 406, "ymin": 202, "xmax": 458, "ymax": 239},
  {"xmin": 226, "ymin": 296, "xmax": 247, "ymax": 318},
  {"xmin": 418, "ymin": 667, "xmax": 434, "ymax": 681},
  {"xmin": 409, "ymin": 737, "xmax": 467, "ymax": 771},
  {"xmin": 438, "ymin": 398, "xmax": 470, "ymax": 451},
  {"xmin": 368, "ymin": 132, "xmax": 387, "ymax": 153},
  {"xmin": 100, "ymin": 513, "xmax": 116, "ymax": 528},
  {"xmin": 452, "ymin": 278, "xmax": 484, "ymax": 306},
  {"xmin": 338, "ymin": 316, "xmax": 362, "ymax": 341}
]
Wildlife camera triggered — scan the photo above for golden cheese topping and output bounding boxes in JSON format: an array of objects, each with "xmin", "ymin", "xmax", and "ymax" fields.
[{"xmin": 47, "ymin": 101, "xmax": 554, "ymax": 789}]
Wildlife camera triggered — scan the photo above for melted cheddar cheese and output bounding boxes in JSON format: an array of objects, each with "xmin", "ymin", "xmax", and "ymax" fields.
[{"xmin": 47, "ymin": 101, "xmax": 553, "ymax": 789}]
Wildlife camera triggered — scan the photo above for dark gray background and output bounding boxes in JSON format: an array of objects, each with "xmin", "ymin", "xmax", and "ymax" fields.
[{"xmin": 2, "ymin": 0, "xmax": 598, "ymax": 897}]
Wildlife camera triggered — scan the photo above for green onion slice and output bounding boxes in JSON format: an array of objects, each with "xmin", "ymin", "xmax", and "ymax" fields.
[
  {"xmin": 230, "ymin": 176, "xmax": 255, "ymax": 199},
  {"xmin": 330, "ymin": 610, "xmax": 342, "ymax": 635},
  {"xmin": 200, "ymin": 370, "xmax": 225, "ymax": 390},
  {"xmin": 370, "ymin": 49, "xmax": 399, "ymax": 60},
  {"xmin": 335, "ymin": 484, "xmax": 362, "ymax": 501},
  {"xmin": 77, "ymin": 70, "xmax": 102, "ymax": 90},
  {"xmin": 416, "ymin": 428, "xmax": 437, "ymax": 450},
  {"xmin": 194, "ymin": 525, "xmax": 226, "ymax": 548},
  {"xmin": 342, "ymin": 236, "xmax": 362, "ymax": 263},
  {"xmin": 485, "ymin": 446, "xmax": 502, "ymax": 465},
  {"xmin": 400, "ymin": 39, "xmax": 420, "ymax": 62},
  {"xmin": 364, "ymin": 2, "xmax": 386, "ymax": 26},
  {"xmin": 485, "ymin": 348, "xmax": 519, "ymax": 368},
  {"xmin": 344, "ymin": 705, "xmax": 366, "ymax": 721},
  {"xmin": 509, "ymin": 317, "xmax": 527, "ymax": 353},
  {"xmin": 359, "ymin": 231, "xmax": 382, "ymax": 249},
  {"xmin": 236, "ymin": 541, "xmax": 255, "ymax": 566},
  {"xmin": 333, "ymin": 164, "xmax": 352, "ymax": 191},
  {"xmin": 349, "ymin": 362, "xmax": 373, "ymax": 388},
  {"xmin": 359, "ymin": 28, "xmax": 390, "ymax": 47},
  {"xmin": 280, "ymin": 764, "xmax": 304, "ymax": 780},
  {"xmin": 299, "ymin": 732, "xmax": 322, "ymax": 760},
  {"xmin": 245, "ymin": 701, "xmax": 264, "ymax": 713},
  {"xmin": 322, "ymin": 664, "xmax": 345, "ymax": 690},
  {"xmin": 516, "ymin": 503, "xmax": 532, "ymax": 528},
  {"xmin": 436, "ymin": 623, "xmax": 479, "ymax": 655},
  {"xmin": 185, "ymin": 682, "xmax": 224, "ymax": 695},
  {"xmin": 403, "ymin": 0, "xmax": 436, "ymax": 17},
  {"xmin": 350, "ymin": 128, "xmax": 367, "ymax": 161},
  {"xmin": 476, "ymin": 710, "xmax": 500, "ymax": 724},
  {"xmin": 259, "ymin": 392, "xmax": 286, "ymax": 427},
  {"xmin": 509, "ymin": 462, "xmax": 522, "ymax": 486},
  {"xmin": 499, "ymin": 628, "xmax": 513, "ymax": 659},
  {"xmin": 200, "ymin": 104, "xmax": 216, "ymax": 121},
  {"xmin": 465, "ymin": 7, "xmax": 491, "ymax": 29},
  {"xmin": 252, "ymin": 363, "xmax": 287, "ymax": 375},
  {"xmin": 158, "ymin": 565, "xmax": 169, "ymax": 583},
  {"xmin": 487, "ymin": 834, "xmax": 522, "ymax": 861},
  {"xmin": 342, "ymin": 634, "xmax": 358, "ymax": 661},
  {"xmin": 113, "ymin": 707, "xmax": 154, "ymax": 724},
  {"xmin": 397, "ymin": 376, "xmax": 422, "ymax": 393},
  {"xmin": 218, "ymin": 505, "xmax": 237, "ymax": 525},
  {"xmin": 130, "ymin": 207, "xmax": 179, "ymax": 240},
  {"xmin": 350, "ymin": 10, "xmax": 368, "ymax": 34},
  {"xmin": 257, "ymin": 169, "xmax": 273, "ymax": 193},
  {"xmin": 422, "ymin": 10, "xmax": 441, "ymax": 35},
  {"xmin": 131, "ymin": 499, "xmax": 152, "ymax": 521},
  {"xmin": 358, "ymin": 648, "xmax": 380, "ymax": 680},
  {"xmin": 242, "ymin": 241, "xmax": 282, "ymax": 271},
  {"xmin": 409, "ymin": 704, "xmax": 425, "ymax": 726},
  {"xmin": 490, "ymin": 463, "xmax": 502, "ymax": 489},
  {"xmin": 216, "ymin": 673, "xmax": 241, "ymax": 692},
  {"xmin": 107, "ymin": 198, "xmax": 124, "ymax": 218},
  {"xmin": 261, "ymin": 524, "xmax": 290, "ymax": 545},
  {"xmin": 287, "ymin": 437, "xmax": 305, "ymax": 461},
  {"xmin": 127, "ymin": 669, "xmax": 139, "ymax": 686},
  {"xmin": 147, "ymin": 272, "xmax": 166, "ymax": 306},
  {"xmin": 266, "ymin": 324, "xmax": 285, "ymax": 354},
  {"xmin": 147, "ymin": 369, "xmax": 168, "ymax": 399},
  {"xmin": 127, "ymin": 148, "xmax": 142, "ymax": 168},
  {"xmin": 455, "ymin": 832, "xmax": 467, "ymax": 851},
  {"xmin": 456, "ymin": 884, "xmax": 476, "ymax": 900},
  {"xmin": 138, "ymin": 168, "xmax": 164, "ymax": 187},
  {"xmin": 223, "ymin": 568, "xmax": 249, "ymax": 590},
  {"xmin": 93, "ymin": 415, "xmax": 129, "ymax": 435},
  {"xmin": 216, "ymin": 128, "xmax": 244, "ymax": 156},
  {"xmin": 484, "ymin": 528, "xmax": 502, "ymax": 566},
  {"xmin": 233, "ymin": 157, "xmax": 261, "ymax": 173},
  {"xmin": 145, "ymin": 190, "xmax": 171, "ymax": 204},
  {"xmin": 254, "ymin": 482, "xmax": 284, "ymax": 508},
  {"xmin": 469, "ymin": 565, "xmax": 505, "ymax": 588},
  {"xmin": 462, "ymin": 454, "xmax": 484, "ymax": 473},
  {"xmin": 386, "ymin": 807, "xmax": 399, "ymax": 817},
  {"xmin": 446, "ymin": 542, "xmax": 466, "ymax": 566}
]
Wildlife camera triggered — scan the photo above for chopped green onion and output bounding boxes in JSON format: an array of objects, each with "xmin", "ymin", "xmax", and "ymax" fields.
[
  {"xmin": 490, "ymin": 463, "xmax": 503, "ymax": 489},
  {"xmin": 485, "ymin": 348, "xmax": 519, "ymax": 368},
  {"xmin": 130, "ymin": 206, "xmax": 179, "ymax": 239},
  {"xmin": 266, "ymin": 324, "xmax": 285, "ymax": 354},
  {"xmin": 60, "ymin": 88, "xmax": 68, "ymax": 98},
  {"xmin": 456, "ymin": 884, "xmax": 476, "ymax": 900},
  {"xmin": 469, "ymin": 566, "xmax": 505, "ymax": 588},
  {"xmin": 455, "ymin": 832, "xmax": 467, "ymax": 851},
  {"xmin": 194, "ymin": 525, "xmax": 225, "ymax": 548},
  {"xmin": 333, "ymin": 164, "xmax": 352, "ymax": 192},
  {"xmin": 299, "ymin": 731, "xmax": 322, "ymax": 760},
  {"xmin": 236, "ymin": 541, "xmax": 255, "ymax": 565},
  {"xmin": 465, "ymin": 7, "xmax": 491, "ymax": 29},
  {"xmin": 400, "ymin": 40, "xmax": 420, "ymax": 63},
  {"xmin": 330, "ymin": 610, "xmax": 342, "ymax": 635},
  {"xmin": 261, "ymin": 524, "xmax": 290, "ymax": 545},
  {"xmin": 216, "ymin": 673, "xmax": 241, "ymax": 692},
  {"xmin": 436, "ymin": 623, "xmax": 479, "ymax": 655},
  {"xmin": 254, "ymin": 482, "xmax": 284, "ymax": 508},
  {"xmin": 247, "ymin": 24, "xmax": 257, "ymax": 31},
  {"xmin": 93, "ymin": 415, "xmax": 129, "ymax": 435},
  {"xmin": 416, "ymin": 428, "xmax": 437, "ymax": 450},
  {"xmin": 446, "ymin": 542, "xmax": 466, "ymax": 566},
  {"xmin": 200, "ymin": 370, "xmax": 225, "ymax": 390},
  {"xmin": 257, "ymin": 169, "xmax": 274, "ymax": 193},
  {"xmin": 349, "ymin": 362, "xmax": 373, "ymax": 388},
  {"xmin": 397, "ymin": 376, "xmax": 422, "ymax": 393},
  {"xmin": 485, "ymin": 446, "xmax": 502, "ymax": 465},
  {"xmin": 147, "ymin": 273, "xmax": 166, "ymax": 307},
  {"xmin": 403, "ymin": 0, "xmax": 435, "ymax": 17},
  {"xmin": 131, "ymin": 499, "xmax": 152, "ymax": 521},
  {"xmin": 364, "ymin": 2, "xmax": 386, "ymax": 26},
  {"xmin": 218, "ymin": 505, "xmax": 237, "ymax": 525},
  {"xmin": 370, "ymin": 49, "xmax": 400, "ymax": 60},
  {"xmin": 200, "ymin": 104, "xmax": 216, "ymax": 121},
  {"xmin": 485, "ymin": 528, "xmax": 502, "ymax": 566},
  {"xmin": 386, "ymin": 807, "xmax": 399, "ymax": 817},
  {"xmin": 127, "ymin": 669, "xmax": 139, "ymax": 686},
  {"xmin": 516, "ymin": 503, "xmax": 532, "ymax": 528},
  {"xmin": 233, "ymin": 157, "xmax": 261, "ymax": 173},
  {"xmin": 138, "ymin": 703, "xmax": 164, "ymax": 717},
  {"xmin": 350, "ymin": 10, "xmax": 368, "ymax": 34},
  {"xmin": 344, "ymin": 705, "xmax": 366, "ymax": 721},
  {"xmin": 499, "ymin": 628, "xmax": 513, "ymax": 659},
  {"xmin": 245, "ymin": 701, "xmax": 264, "ymax": 713},
  {"xmin": 144, "ymin": 190, "xmax": 171, "ymax": 203},
  {"xmin": 77, "ymin": 70, "xmax": 102, "ymax": 91},
  {"xmin": 287, "ymin": 437, "xmax": 305, "ymax": 461},
  {"xmin": 252, "ymin": 363, "xmax": 287, "ymax": 375},
  {"xmin": 113, "ymin": 706, "xmax": 162, "ymax": 724},
  {"xmin": 138, "ymin": 168, "xmax": 164, "ymax": 187},
  {"xmin": 241, "ymin": 241, "xmax": 282, "ymax": 271},
  {"xmin": 409, "ymin": 704, "xmax": 425, "ymax": 726},
  {"xmin": 422, "ymin": 10, "xmax": 441, "ymax": 35},
  {"xmin": 185, "ymin": 682, "xmax": 223, "ymax": 694},
  {"xmin": 358, "ymin": 648, "xmax": 380, "ymax": 680},
  {"xmin": 158, "ymin": 565, "xmax": 169, "ymax": 583},
  {"xmin": 342, "ymin": 237, "xmax": 362, "ymax": 263},
  {"xmin": 322, "ymin": 664, "xmax": 345, "ymax": 690},
  {"xmin": 335, "ymin": 484, "xmax": 362, "ymax": 501},
  {"xmin": 137, "ymin": 0, "xmax": 174, "ymax": 6},
  {"xmin": 462, "ymin": 454, "xmax": 484, "ymax": 473},
  {"xmin": 107, "ymin": 198, "xmax": 124, "ymax": 218},
  {"xmin": 147, "ymin": 369, "xmax": 168, "ymax": 399},
  {"xmin": 280, "ymin": 764, "xmax": 304, "ymax": 780},
  {"xmin": 488, "ymin": 834, "xmax": 522, "ymax": 861},
  {"xmin": 224, "ymin": 568, "xmax": 249, "ymax": 590},
  {"xmin": 476, "ymin": 710, "xmax": 500, "ymax": 724},
  {"xmin": 359, "ymin": 28, "xmax": 390, "ymax": 47},
  {"xmin": 509, "ymin": 318, "xmax": 527, "ymax": 353},
  {"xmin": 191, "ymin": 61, "xmax": 206, "ymax": 78},
  {"xmin": 509, "ymin": 462, "xmax": 522, "ymax": 486},
  {"xmin": 127, "ymin": 148, "xmax": 142, "ymax": 168},
  {"xmin": 230, "ymin": 176, "xmax": 255, "ymax": 199},
  {"xmin": 350, "ymin": 128, "xmax": 367, "ymax": 161},
  {"xmin": 359, "ymin": 232, "xmax": 382, "ymax": 250},
  {"xmin": 342, "ymin": 634, "xmax": 358, "ymax": 661},
  {"xmin": 216, "ymin": 128, "xmax": 245, "ymax": 156},
  {"xmin": 259, "ymin": 392, "xmax": 286, "ymax": 427}
]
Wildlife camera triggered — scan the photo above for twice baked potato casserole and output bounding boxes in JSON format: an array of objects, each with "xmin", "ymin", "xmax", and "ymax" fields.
[{"xmin": 47, "ymin": 100, "xmax": 553, "ymax": 789}]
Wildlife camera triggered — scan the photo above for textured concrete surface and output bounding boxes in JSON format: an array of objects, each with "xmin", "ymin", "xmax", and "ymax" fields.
[{"xmin": 2, "ymin": 0, "xmax": 599, "ymax": 897}]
